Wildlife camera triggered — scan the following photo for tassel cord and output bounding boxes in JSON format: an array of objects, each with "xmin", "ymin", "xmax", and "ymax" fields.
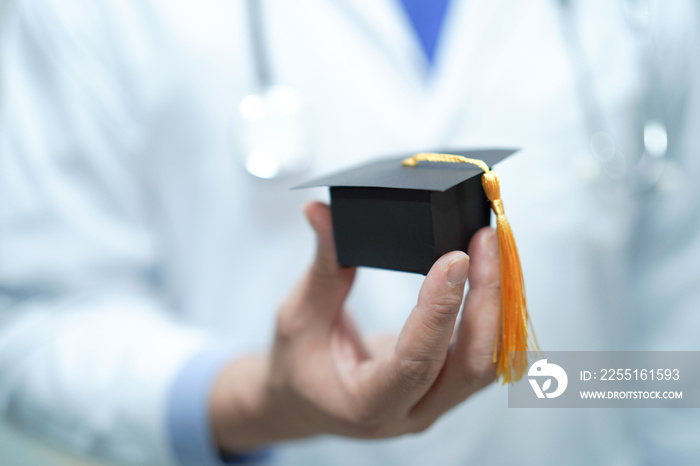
[{"xmin": 402, "ymin": 153, "xmax": 538, "ymax": 383}]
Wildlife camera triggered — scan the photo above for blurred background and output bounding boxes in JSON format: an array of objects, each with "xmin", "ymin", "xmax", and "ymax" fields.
[{"xmin": 0, "ymin": 421, "xmax": 111, "ymax": 466}]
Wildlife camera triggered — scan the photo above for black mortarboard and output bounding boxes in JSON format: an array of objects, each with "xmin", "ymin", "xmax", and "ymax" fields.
[
  {"xmin": 297, "ymin": 148, "xmax": 539, "ymax": 384},
  {"xmin": 295, "ymin": 148, "xmax": 517, "ymax": 275}
]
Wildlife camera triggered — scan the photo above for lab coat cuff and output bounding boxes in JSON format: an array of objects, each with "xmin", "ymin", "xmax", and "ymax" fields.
[{"xmin": 166, "ymin": 345, "xmax": 272, "ymax": 465}]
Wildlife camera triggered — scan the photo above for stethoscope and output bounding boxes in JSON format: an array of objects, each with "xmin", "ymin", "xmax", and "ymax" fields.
[
  {"xmin": 233, "ymin": 0, "xmax": 313, "ymax": 179},
  {"xmin": 236, "ymin": 0, "xmax": 678, "ymax": 191},
  {"xmin": 558, "ymin": 0, "xmax": 678, "ymax": 193}
]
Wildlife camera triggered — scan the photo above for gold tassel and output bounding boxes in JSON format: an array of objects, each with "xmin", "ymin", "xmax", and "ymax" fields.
[{"xmin": 402, "ymin": 153, "xmax": 538, "ymax": 383}]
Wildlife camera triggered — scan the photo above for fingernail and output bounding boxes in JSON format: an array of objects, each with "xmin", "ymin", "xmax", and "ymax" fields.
[
  {"xmin": 485, "ymin": 230, "xmax": 499, "ymax": 260},
  {"xmin": 446, "ymin": 253, "xmax": 469, "ymax": 286}
]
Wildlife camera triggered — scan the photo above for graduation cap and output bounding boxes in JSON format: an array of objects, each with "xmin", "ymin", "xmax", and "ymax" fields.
[
  {"xmin": 296, "ymin": 149, "xmax": 538, "ymax": 383},
  {"xmin": 296, "ymin": 149, "xmax": 514, "ymax": 273}
]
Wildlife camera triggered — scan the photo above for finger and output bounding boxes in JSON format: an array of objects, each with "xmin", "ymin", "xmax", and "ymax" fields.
[
  {"xmin": 407, "ymin": 228, "xmax": 499, "ymax": 423},
  {"xmin": 303, "ymin": 201, "xmax": 356, "ymax": 307},
  {"xmin": 277, "ymin": 202, "xmax": 356, "ymax": 334},
  {"xmin": 380, "ymin": 251, "xmax": 469, "ymax": 407},
  {"xmin": 459, "ymin": 227, "xmax": 501, "ymax": 378},
  {"xmin": 304, "ymin": 201, "xmax": 342, "ymax": 275}
]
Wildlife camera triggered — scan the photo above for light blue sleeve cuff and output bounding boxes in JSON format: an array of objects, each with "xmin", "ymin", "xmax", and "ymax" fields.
[{"xmin": 167, "ymin": 346, "xmax": 272, "ymax": 465}]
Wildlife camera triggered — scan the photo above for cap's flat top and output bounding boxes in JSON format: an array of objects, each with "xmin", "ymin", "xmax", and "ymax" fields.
[{"xmin": 295, "ymin": 148, "xmax": 518, "ymax": 192}]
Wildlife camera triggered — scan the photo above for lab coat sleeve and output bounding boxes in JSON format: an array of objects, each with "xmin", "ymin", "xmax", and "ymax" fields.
[
  {"xmin": 168, "ymin": 347, "xmax": 273, "ymax": 466},
  {"xmin": 0, "ymin": 1, "xmax": 219, "ymax": 464}
]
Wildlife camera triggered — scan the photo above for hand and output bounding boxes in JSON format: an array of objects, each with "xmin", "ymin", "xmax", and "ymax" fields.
[{"xmin": 211, "ymin": 201, "xmax": 501, "ymax": 451}]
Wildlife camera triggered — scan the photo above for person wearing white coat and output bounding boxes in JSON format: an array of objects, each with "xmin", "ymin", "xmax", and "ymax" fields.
[{"xmin": 1, "ymin": 0, "xmax": 699, "ymax": 465}]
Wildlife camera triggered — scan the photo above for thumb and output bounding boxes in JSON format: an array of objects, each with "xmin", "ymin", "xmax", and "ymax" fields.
[
  {"xmin": 382, "ymin": 251, "xmax": 468, "ymax": 407},
  {"xmin": 405, "ymin": 228, "xmax": 499, "ymax": 422}
]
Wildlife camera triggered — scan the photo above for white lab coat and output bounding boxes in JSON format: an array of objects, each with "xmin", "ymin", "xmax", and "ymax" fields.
[{"xmin": 1, "ymin": 0, "xmax": 699, "ymax": 465}]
